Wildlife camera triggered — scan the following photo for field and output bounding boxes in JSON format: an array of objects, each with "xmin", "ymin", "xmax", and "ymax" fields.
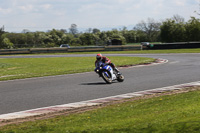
[
  {"xmin": 0, "ymin": 56, "xmax": 154, "ymax": 81},
  {"xmin": 1, "ymin": 49, "xmax": 200, "ymax": 132},
  {"xmin": 1, "ymin": 87, "xmax": 200, "ymax": 132}
]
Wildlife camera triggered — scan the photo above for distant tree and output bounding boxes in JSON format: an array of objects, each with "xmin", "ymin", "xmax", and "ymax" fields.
[
  {"xmin": 0, "ymin": 26, "xmax": 5, "ymax": 48},
  {"xmin": 92, "ymin": 28, "xmax": 100, "ymax": 34},
  {"xmin": 48, "ymin": 30, "xmax": 59, "ymax": 46},
  {"xmin": 98, "ymin": 32, "xmax": 109, "ymax": 45},
  {"xmin": 185, "ymin": 17, "xmax": 200, "ymax": 41},
  {"xmin": 86, "ymin": 28, "xmax": 92, "ymax": 33},
  {"xmin": 172, "ymin": 14, "xmax": 185, "ymax": 23},
  {"xmin": 121, "ymin": 26, "xmax": 127, "ymax": 31},
  {"xmin": 26, "ymin": 32, "xmax": 35, "ymax": 47},
  {"xmin": 60, "ymin": 29, "xmax": 67, "ymax": 33},
  {"xmin": 79, "ymin": 33, "xmax": 95, "ymax": 45},
  {"xmin": 2, "ymin": 38, "xmax": 13, "ymax": 49},
  {"xmin": 134, "ymin": 18, "xmax": 161, "ymax": 42},
  {"xmin": 5, "ymin": 33, "xmax": 28, "ymax": 48},
  {"xmin": 61, "ymin": 34, "xmax": 74, "ymax": 44},
  {"xmin": 160, "ymin": 19, "xmax": 186, "ymax": 42},
  {"xmin": 194, "ymin": 1, "xmax": 200, "ymax": 16},
  {"xmin": 122, "ymin": 30, "xmax": 138, "ymax": 43},
  {"xmin": 70, "ymin": 38, "xmax": 81, "ymax": 46},
  {"xmin": 92, "ymin": 33, "xmax": 102, "ymax": 45},
  {"xmin": 34, "ymin": 32, "xmax": 49, "ymax": 47},
  {"xmin": 22, "ymin": 29, "xmax": 31, "ymax": 33},
  {"xmin": 45, "ymin": 29, "xmax": 68, "ymax": 47},
  {"xmin": 111, "ymin": 33, "xmax": 126, "ymax": 45},
  {"xmin": 106, "ymin": 30, "xmax": 120, "ymax": 39},
  {"xmin": 69, "ymin": 24, "xmax": 78, "ymax": 35}
]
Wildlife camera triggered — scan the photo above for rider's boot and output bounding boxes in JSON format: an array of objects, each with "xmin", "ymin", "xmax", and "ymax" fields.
[{"xmin": 114, "ymin": 67, "xmax": 121, "ymax": 75}]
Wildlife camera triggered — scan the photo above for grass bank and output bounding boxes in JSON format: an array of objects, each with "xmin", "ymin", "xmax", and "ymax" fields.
[
  {"xmin": 76, "ymin": 48, "xmax": 200, "ymax": 54},
  {"xmin": 40, "ymin": 48, "xmax": 200, "ymax": 54},
  {"xmin": 1, "ymin": 87, "xmax": 200, "ymax": 132},
  {"xmin": 0, "ymin": 48, "xmax": 200, "ymax": 57},
  {"xmin": 107, "ymin": 48, "xmax": 200, "ymax": 54},
  {"xmin": 0, "ymin": 56, "xmax": 154, "ymax": 81}
]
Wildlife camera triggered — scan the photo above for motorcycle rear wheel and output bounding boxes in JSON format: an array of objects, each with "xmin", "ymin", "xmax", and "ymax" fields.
[{"xmin": 117, "ymin": 74, "xmax": 124, "ymax": 82}]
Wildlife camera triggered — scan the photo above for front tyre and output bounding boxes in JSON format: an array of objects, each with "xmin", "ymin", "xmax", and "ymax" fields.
[{"xmin": 101, "ymin": 71, "xmax": 112, "ymax": 84}]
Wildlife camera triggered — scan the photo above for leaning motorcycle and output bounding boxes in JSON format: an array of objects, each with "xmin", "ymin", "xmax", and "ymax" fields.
[{"xmin": 95, "ymin": 61, "xmax": 124, "ymax": 84}]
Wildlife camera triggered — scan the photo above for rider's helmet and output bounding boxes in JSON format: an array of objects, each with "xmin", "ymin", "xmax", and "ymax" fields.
[{"xmin": 96, "ymin": 53, "xmax": 102, "ymax": 61}]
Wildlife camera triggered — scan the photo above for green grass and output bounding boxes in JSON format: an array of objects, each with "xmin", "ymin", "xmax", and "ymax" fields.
[
  {"xmin": 0, "ymin": 48, "xmax": 200, "ymax": 57},
  {"xmin": 36, "ymin": 48, "xmax": 199, "ymax": 55},
  {"xmin": 1, "ymin": 89, "xmax": 200, "ymax": 132},
  {"xmin": 47, "ymin": 48, "xmax": 200, "ymax": 54},
  {"xmin": 92, "ymin": 48, "xmax": 200, "ymax": 54},
  {"xmin": 122, "ymin": 48, "xmax": 200, "ymax": 54},
  {"xmin": 0, "ymin": 56, "xmax": 154, "ymax": 81},
  {"xmin": 126, "ymin": 42, "xmax": 160, "ymax": 46},
  {"xmin": 57, "ymin": 48, "xmax": 198, "ymax": 54}
]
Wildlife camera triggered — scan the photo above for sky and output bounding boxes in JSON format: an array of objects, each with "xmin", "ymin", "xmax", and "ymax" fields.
[{"xmin": 0, "ymin": 0, "xmax": 199, "ymax": 32}]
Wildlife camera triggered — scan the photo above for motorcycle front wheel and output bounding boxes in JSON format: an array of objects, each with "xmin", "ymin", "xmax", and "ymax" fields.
[{"xmin": 101, "ymin": 71, "xmax": 112, "ymax": 84}]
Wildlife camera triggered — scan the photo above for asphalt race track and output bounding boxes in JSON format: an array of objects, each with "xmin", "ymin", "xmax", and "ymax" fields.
[{"xmin": 0, "ymin": 53, "xmax": 200, "ymax": 115}]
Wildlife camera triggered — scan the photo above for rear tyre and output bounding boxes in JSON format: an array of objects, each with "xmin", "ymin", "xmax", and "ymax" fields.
[{"xmin": 117, "ymin": 74, "xmax": 124, "ymax": 82}]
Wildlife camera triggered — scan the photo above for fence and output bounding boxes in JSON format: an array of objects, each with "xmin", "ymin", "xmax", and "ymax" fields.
[
  {"xmin": 0, "ymin": 45, "xmax": 142, "ymax": 55},
  {"xmin": 143, "ymin": 42, "xmax": 200, "ymax": 50},
  {"xmin": 1, "ymin": 42, "xmax": 199, "ymax": 55}
]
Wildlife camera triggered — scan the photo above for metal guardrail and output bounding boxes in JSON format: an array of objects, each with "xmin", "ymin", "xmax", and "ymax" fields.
[
  {"xmin": 1, "ymin": 42, "xmax": 199, "ymax": 55},
  {"xmin": 0, "ymin": 45, "xmax": 142, "ymax": 55},
  {"xmin": 0, "ymin": 49, "xmax": 30, "ymax": 54},
  {"xmin": 142, "ymin": 42, "xmax": 200, "ymax": 50},
  {"xmin": 30, "ymin": 48, "xmax": 68, "ymax": 54}
]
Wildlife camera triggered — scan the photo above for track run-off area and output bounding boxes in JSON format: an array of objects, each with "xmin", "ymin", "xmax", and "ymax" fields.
[{"xmin": 0, "ymin": 53, "xmax": 200, "ymax": 119}]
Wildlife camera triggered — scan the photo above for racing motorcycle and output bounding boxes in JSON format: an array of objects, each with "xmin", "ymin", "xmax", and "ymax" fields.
[{"xmin": 94, "ymin": 61, "xmax": 124, "ymax": 84}]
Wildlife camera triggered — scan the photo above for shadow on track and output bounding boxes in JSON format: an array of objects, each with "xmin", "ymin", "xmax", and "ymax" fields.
[
  {"xmin": 80, "ymin": 81, "xmax": 120, "ymax": 85},
  {"xmin": 80, "ymin": 82, "xmax": 107, "ymax": 85}
]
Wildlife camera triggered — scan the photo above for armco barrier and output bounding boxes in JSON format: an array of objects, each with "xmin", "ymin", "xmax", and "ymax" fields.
[
  {"xmin": 0, "ymin": 45, "xmax": 142, "ymax": 55},
  {"xmin": 30, "ymin": 48, "xmax": 68, "ymax": 54},
  {"xmin": 105, "ymin": 45, "xmax": 141, "ymax": 51},
  {"xmin": 0, "ymin": 49, "xmax": 30, "ymax": 55},
  {"xmin": 143, "ymin": 42, "xmax": 200, "ymax": 50},
  {"xmin": 67, "ymin": 46, "xmax": 105, "ymax": 52}
]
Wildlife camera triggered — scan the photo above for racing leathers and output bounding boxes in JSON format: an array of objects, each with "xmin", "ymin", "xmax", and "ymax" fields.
[{"xmin": 95, "ymin": 56, "xmax": 119, "ymax": 74}]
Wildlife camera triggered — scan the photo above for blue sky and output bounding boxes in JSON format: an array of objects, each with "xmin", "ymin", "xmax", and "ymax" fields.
[{"xmin": 0, "ymin": 0, "xmax": 199, "ymax": 32}]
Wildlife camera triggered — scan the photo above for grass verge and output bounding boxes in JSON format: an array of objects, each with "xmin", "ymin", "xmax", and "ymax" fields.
[
  {"xmin": 76, "ymin": 48, "xmax": 200, "ymax": 54},
  {"xmin": 0, "ymin": 48, "xmax": 200, "ymax": 57},
  {"xmin": 0, "ymin": 56, "xmax": 154, "ymax": 81},
  {"xmin": 1, "ymin": 87, "xmax": 200, "ymax": 132},
  {"xmin": 104, "ymin": 48, "xmax": 200, "ymax": 54}
]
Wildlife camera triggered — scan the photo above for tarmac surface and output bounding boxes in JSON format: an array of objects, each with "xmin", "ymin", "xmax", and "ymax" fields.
[{"xmin": 0, "ymin": 53, "xmax": 200, "ymax": 118}]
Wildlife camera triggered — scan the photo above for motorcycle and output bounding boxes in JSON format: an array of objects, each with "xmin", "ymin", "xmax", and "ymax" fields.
[{"xmin": 94, "ymin": 61, "xmax": 124, "ymax": 84}]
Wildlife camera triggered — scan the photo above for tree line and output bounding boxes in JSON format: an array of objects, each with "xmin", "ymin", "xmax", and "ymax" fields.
[{"xmin": 0, "ymin": 15, "xmax": 200, "ymax": 49}]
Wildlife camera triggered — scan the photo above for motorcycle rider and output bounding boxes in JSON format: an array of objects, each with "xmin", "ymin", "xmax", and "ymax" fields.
[{"xmin": 95, "ymin": 53, "xmax": 120, "ymax": 74}]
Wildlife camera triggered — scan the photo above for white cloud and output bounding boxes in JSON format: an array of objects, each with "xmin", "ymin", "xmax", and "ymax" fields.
[
  {"xmin": 0, "ymin": 0, "xmax": 199, "ymax": 32},
  {"xmin": 0, "ymin": 8, "xmax": 12, "ymax": 14},
  {"xmin": 41, "ymin": 4, "xmax": 52, "ymax": 10},
  {"xmin": 18, "ymin": 5, "xmax": 34, "ymax": 12},
  {"xmin": 78, "ymin": 2, "xmax": 114, "ymax": 13},
  {"xmin": 174, "ymin": 0, "xmax": 186, "ymax": 6},
  {"xmin": 117, "ymin": 0, "xmax": 133, "ymax": 4}
]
